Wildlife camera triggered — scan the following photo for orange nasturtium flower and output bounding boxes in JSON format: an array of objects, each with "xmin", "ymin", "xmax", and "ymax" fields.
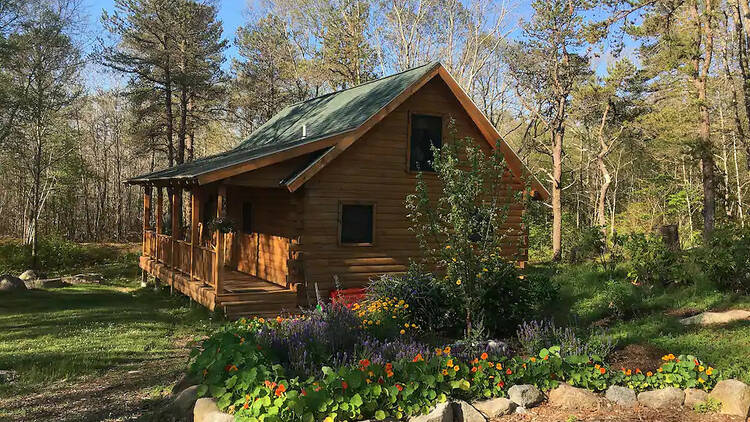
[
  {"xmin": 496, "ymin": 363, "xmax": 502, "ymax": 370},
  {"xmin": 646, "ymin": 371, "xmax": 653, "ymax": 377},
  {"xmin": 481, "ymin": 352, "xmax": 489, "ymax": 360}
]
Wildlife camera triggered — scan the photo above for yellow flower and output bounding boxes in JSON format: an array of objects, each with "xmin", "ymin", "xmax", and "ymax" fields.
[
  {"xmin": 400, "ymin": 329, "xmax": 405, "ymax": 335},
  {"xmin": 447, "ymin": 359, "xmax": 453, "ymax": 367},
  {"xmin": 445, "ymin": 245, "xmax": 451, "ymax": 249},
  {"xmin": 442, "ymin": 369, "xmax": 449, "ymax": 375},
  {"xmin": 477, "ymin": 273, "xmax": 482, "ymax": 278},
  {"xmin": 456, "ymin": 279, "xmax": 462, "ymax": 286},
  {"xmin": 404, "ymin": 323, "xmax": 410, "ymax": 328},
  {"xmin": 453, "ymin": 365, "xmax": 460, "ymax": 371},
  {"xmin": 706, "ymin": 367, "xmax": 713, "ymax": 375},
  {"xmin": 698, "ymin": 377, "xmax": 705, "ymax": 384},
  {"xmin": 404, "ymin": 304, "xmax": 409, "ymax": 308},
  {"xmin": 411, "ymin": 324, "xmax": 417, "ymax": 328},
  {"xmin": 495, "ymin": 363, "xmax": 502, "ymax": 370},
  {"xmin": 323, "ymin": 417, "xmax": 334, "ymax": 422},
  {"xmin": 435, "ymin": 348, "xmax": 443, "ymax": 356},
  {"xmin": 443, "ymin": 346, "xmax": 451, "ymax": 355},
  {"xmin": 698, "ymin": 365, "xmax": 705, "ymax": 372},
  {"xmin": 483, "ymin": 268, "xmax": 488, "ymax": 272}
]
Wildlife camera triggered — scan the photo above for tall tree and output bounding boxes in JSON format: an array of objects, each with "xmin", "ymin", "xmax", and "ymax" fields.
[
  {"xmin": 1, "ymin": 0, "xmax": 83, "ymax": 264},
  {"xmin": 506, "ymin": 0, "xmax": 591, "ymax": 261}
]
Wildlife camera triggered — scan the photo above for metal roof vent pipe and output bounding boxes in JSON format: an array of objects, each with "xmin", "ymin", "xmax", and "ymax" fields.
[{"xmin": 301, "ymin": 123, "xmax": 307, "ymax": 138}]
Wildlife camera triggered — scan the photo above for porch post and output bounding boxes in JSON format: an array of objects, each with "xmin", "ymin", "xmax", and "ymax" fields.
[
  {"xmin": 155, "ymin": 187, "xmax": 163, "ymax": 262},
  {"xmin": 190, "ymin": 188, "xmax": 200, "ymax": 283},
  {"xmin": 213, "ymin": 184, "xmax": 226, "ymax": 294},
  {"xmin": 170, "ymin": 186, "xmax": 181, "ymax": 293},
  {"xmin": 141, "ymin": 186, "xmax": 152, "ymax": 287}
]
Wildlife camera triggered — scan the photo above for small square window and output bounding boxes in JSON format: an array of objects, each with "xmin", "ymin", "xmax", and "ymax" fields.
[
  {"xmin": 340, "ymin": 204, "xmax": 374, "ymax": 245},
  {"xmin": 410, "ymin": 114, "xmax": 442, "ymax": 171},
  {"xmin": 242, "ymin": 202, "xmax": 252, "ymax": 234}
]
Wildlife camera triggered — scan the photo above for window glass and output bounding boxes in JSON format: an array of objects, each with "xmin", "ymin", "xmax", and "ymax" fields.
[
  {"xmin": 410, "ymin": 114, "xmax": 442, "ymax": 171},
  {"xmin": 341, "ymin": 204, "xmax": 374, "ymax": 244},
  {"xmin": 242, "ymin": 202, "xmax": 252, "ymax": 234}
]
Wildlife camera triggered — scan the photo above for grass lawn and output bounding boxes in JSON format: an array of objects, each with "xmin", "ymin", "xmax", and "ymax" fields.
[
  {"xmin": 536, "ymin": 263, "xmax": 750, "ymax": 384},
  {"xmin": 0, "ymin": 245, "xmax": 222, "ymax": 421}
]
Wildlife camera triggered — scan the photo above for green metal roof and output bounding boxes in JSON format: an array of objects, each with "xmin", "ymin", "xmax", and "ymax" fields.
[{"xmin": 128, "ymin": 62, "xmax": 439, "ymax": 184}]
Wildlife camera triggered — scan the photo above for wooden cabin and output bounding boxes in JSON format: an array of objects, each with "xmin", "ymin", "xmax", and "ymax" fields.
[{"xmin": 127, "ymin": 62, "xmax": 549, "ymax": 319}]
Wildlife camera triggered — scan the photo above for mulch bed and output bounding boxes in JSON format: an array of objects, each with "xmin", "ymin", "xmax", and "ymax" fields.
[
  {"xmin": 493, "ymin": 403, "xmax": 745, "ymax": 421},
  {"xmin": 608, "ymin": 343, "xmax": 667, "ymax": 374}
]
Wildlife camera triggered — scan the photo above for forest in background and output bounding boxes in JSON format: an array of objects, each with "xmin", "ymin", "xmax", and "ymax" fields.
[{"xmin": 0, "ymin": 0, "xmax": 746, "ymax": 262}]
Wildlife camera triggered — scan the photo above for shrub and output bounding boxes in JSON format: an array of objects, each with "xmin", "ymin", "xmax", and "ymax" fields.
[
  {"xmin": 623, "ymin": 233, "xmax": 683, "ymax": 286},
  {"xmin": 0, "ymin": 237, "xmax": 121, "ymax": 275},
  {"xmin": 571, "ymin": 279, "xmax": 642, "ymax": 322},
  {"xmin": 694, "ymin": 224, "xmax": 750, "ymax": 294},
  {"xmin": 366, "ymin": 264, "xmax": 460, "ymax": 334},
  {"xmin": 516, "ymin": 320, "xmax": 616, "ymax": 359}
]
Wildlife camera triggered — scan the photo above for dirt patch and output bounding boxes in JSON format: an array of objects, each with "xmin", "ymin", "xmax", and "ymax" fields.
[
  {"xmin": 493, "ymin": 402, "xmax": 744, "ymax": 421},
  {"xmin": 609, "ymin": 343, "xmax": 667, "ymax": 373},
  {"xmin": 665, "ymin": 307, "xmax": 701, "ymax": 318},
  {"xmin": 0, "ymin": 354, "xmax": 188, "ymax": 422}
]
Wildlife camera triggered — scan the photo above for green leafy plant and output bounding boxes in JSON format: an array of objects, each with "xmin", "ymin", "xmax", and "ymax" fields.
[
  {"xmin": 405, "ymin": 125, "xmax": 538, "ymax": 336},
  {"xmin": 693, "ymin": 396, "xmax": 722, "ymax": 413}
]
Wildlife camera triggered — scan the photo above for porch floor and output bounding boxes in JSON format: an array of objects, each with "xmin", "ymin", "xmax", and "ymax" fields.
[{"xmin": 222, "ymin": 270, "xmax": 290, "ymax": 294}]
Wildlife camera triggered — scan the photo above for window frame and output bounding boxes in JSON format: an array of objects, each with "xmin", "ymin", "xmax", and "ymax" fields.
[
  {"xmin": 406, "ymin": 111, "xmax": 446, "ymax": 173},
  {"xmin": 337, "ymin": 201, "xmax": 376, "ymax": 247}
]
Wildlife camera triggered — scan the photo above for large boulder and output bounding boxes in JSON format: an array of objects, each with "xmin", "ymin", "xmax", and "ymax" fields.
[
  {"xmin": 451, "ymin": 401, "xmax": 486, "ymax": 422},
  {"xmin": 637, "ymin": 387, "xmax": 685, "ymax": 409},
  {"xmin": 472, "ymin": 397, "xmax": 516, "ymax": 418},
  {"xmin": 18, "ymin": 270, "xmax": 37, "ymax": 281},
  {"xmin": 709, "ymin": 379, "xmax": 750, "ymax": 417},
  {"xmin": 508, "ymin": 384, "xmax": 544, "ymax": 408},
  {"xmin": 547, "ymin": 383, "xmax": 600, "ymax": 410},
  {"xmin": 409, "ymin": 401, "xmax": 452, "ymax": 422},
  {"xmin": 605, "ymin": 385, "xmax": 637, "ymax": 407},
  {"xmin": 193, "ymin": 398, "xmax": 233, "ymax": 422},
  {"xmin": 684, "ymin": 388, "xmax": 709, "ymax": 409},
  {"xmin": 680, "ymin": 310, "xmax": 750, "ymax": 326},
  {"xmin": 172, "ymin": 372, "xmax": 202, "ymax": 395},
  {"xmin": 0, "ymin": 274, "xmax": 26, "ymax": 292},
  {"xmin": 162, "ymin": 385, "xmax": 198, "ymax": 419}
]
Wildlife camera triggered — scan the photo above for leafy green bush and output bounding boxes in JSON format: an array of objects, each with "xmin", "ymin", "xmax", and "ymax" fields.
[
  {"xmin": 366, "ymin": 264, "xmax": 460, "ymax": 335},
  {"xmin": 571, "ymin": 279, "xmax": 642, "ymax": 321},
  {"xmin": 0, "ymin": 237, "xmax": 121, "ymax": 276},
  {"xmin": 516, "ymin": 320, "xmax": 616, "ymax": 359},
  {"xmin": 693, "ymin": 225, "xmax": 750, "ymax": 294},
  {"xmin": 623, "ymin": 233, "xmax": 684, "ymax": 286}
]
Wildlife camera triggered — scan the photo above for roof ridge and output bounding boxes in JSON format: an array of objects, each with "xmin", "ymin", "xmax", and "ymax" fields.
[{"xmin": 285, "ymin": 61, "xmax": 439, "ymax": 108}]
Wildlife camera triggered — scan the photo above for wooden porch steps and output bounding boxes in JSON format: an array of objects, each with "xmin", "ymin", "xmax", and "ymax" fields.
[{"xmin": 220, "ymin": 290, "xmax": 299, "ymax": 319}]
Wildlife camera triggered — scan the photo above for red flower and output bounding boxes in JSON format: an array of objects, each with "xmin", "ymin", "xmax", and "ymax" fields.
[
  {"xmin": 480, "ymin": 352, "xmax": 488, "ymax": 360},
  {"xmin": 341, "ymin": 381, "xmax": 348, "ymax": 390},
  {"xmin": 506, "ymin": 369, "xmax": 512, "ymax": 375},
  {"xmin": 385, "ymin": 363, "xmax": 393, "ymax": 372},
  {"xmin": 274, "ymin": 384, "xmax": 287, "ymax": 397},
  {"xmin": 359, "ymin": 359, "xmax": 371, "ymax": 369},
  {"xmin": 497, "ymin": 380, "xmax": 505, "ymax": 388},
  {"xmin": 396, "ymin": 384, "xmax": 403, "ymax": 392},
  {"xmin": 264, "ymin": 380, "xmax": 277, "ymax": 389},
  {"xmin": 377, "ymin": 377, "xmax": 384, "ymax": 384},
  {"xmin": 600, "ymin": 367, "xmax": 607, "ymax": 375},
  {"xmin": 243, "ymin": 402, "xmax": 249, "ymax": 409},
  {"xmin": 224, "ymin": 364, "xmax": 232, "ymax": 372},
  {"xmin": 301, "ymin": 389, "xmax": 307, "ymax": 396},
  {"xmin": 471, "ymin": 367, "xmax": 478, "ymax": 373}
]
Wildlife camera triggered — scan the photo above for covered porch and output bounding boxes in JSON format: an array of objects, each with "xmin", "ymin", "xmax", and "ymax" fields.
[{"xmin": 137, "ymin": 182, "xmax": 301, "ymax": 318}]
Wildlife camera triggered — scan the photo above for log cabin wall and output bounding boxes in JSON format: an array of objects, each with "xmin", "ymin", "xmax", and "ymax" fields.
[
  {"xmin": 301, "ymin": 76, "xmax": 527, "ymax": 297},
  {"xmin": 226, "ymin": 186, "xmax": 300, "ymax": 288}
]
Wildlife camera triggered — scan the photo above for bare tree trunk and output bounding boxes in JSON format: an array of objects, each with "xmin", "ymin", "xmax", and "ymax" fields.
[{"xmin": 552, "ymin": 126, "xmax": 563, "ymax": 261}]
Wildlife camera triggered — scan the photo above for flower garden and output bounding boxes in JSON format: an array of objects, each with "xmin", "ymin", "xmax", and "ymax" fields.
[{"xmin": 188, "ymin": 298, "xmax": 723, "ymax": 422}]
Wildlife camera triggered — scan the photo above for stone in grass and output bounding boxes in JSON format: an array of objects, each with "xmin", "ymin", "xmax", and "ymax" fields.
[
  {"xmin": 508, "ymin": 384, "xmax": 544, "ymax": 408},
  {"xmin": 709, "ymin": 379, "xmax": 750, "ymax": 418},
  {"xmin": 0, "ymin": 370, "xmax": 18, "ymax": 384},
  {"xmin": 637, "ymin": 387, "xmax": 685, "ymax": 409},
  {"xmin": 409, "ymin": 401, "xmax": 452, "ymax": 422},
  {"xmin": 194, "ymin": 398, "xmax": 233, "ymax": 422},
  {"xmin": 605, "ymin": 385, "xmax": 637, "ymax": 407},
  {"xmin": 163, "ymin": 385, "xmax": 198, "ymax": 419},
  {"xmin": 0, "ymin": 275, "xmax": 26, "ymax": 292},
  {"xmin": 451, "ymin": 400, "xmax": 487, "ymax": 422},
  {"xmin": 19, "ymin": 270, "xmax": 37, "ymax": 281},
  {"xmin": 684, "ymin": 388, "xmax": 709, "ymax": 409},
  {"xmin": 472, "ymin": 397, "xmax": 516, "ymax": 418},
  {"xmin": 172, "ymin": 372, "xmax": 201, "ymax": 395},
  {"xmin": 548, "ymin": 383, "xmax": 600, "ymax": 410}
]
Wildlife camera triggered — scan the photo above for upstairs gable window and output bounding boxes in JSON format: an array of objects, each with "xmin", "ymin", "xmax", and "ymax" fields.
[{"xmin": 410, "ymin": 114, "xmax": 442, "ymax": 171}]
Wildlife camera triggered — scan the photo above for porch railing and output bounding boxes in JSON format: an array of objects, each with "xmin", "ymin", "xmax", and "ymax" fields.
[{"xmin": 143, "ymin": 229, "xmax": 218, "ymax": 288}]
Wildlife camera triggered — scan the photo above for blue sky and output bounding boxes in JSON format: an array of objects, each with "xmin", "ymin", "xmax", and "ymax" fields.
[{"xmin": 82, "ymin": 0, "xmax": 631, "ymax": 79}]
